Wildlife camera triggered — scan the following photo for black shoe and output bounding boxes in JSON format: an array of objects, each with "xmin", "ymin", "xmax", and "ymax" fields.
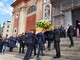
[
  {"xmin": 53, "ymin": 56, "xmax": 61, "ymax": 58},
  {"xmin": 34, "ymin": 54, "xmax": 37, "ymax": 56}
]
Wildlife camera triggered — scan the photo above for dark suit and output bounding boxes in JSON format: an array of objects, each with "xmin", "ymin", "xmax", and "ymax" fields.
[
  {"xmin": 53, "ymin": 29, "xmax": 61, "ymax": 57},
  {"xmin": 23, "ymin": 32, "xmax": 34, "ymax": 60},
  {"xmin": 18, "ymin": 35, "xmax": 25, "ymax": 53},
  {"xmin": 33, "ymin": 34, "xmax": 37, "ymax": 55},
  {"xmin": 9, "ymin": 36, "xmax": 16, "ymax": 52},
  {"xmin": 47, "ymin": 30, "xmax": 54, "ymax": 50},
  {"xmin": 67, "ymin": 26, "xmax": 74, "ymax": 46},
  {"xmin": 36, "ymin": 32, "xmax": 45, "ymax": 57}
]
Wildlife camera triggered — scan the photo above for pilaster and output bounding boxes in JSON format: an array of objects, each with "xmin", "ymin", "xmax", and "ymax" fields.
[{"xmin": 18, "ymin": 6, "xmax": 26, "ymax": 34}]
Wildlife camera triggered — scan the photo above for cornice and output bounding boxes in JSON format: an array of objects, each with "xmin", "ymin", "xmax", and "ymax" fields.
[{"xmin": 11, "ymin": 0, "xmax": 29, "ymax": 7}]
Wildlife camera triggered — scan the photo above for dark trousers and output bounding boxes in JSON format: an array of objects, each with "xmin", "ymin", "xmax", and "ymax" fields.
[
  {"xmin": 47, "ymin": 40, "xmax": 51, "ymax": 50},
  {"xmin": 19, "ymin": 43, "xmax": 25, "ymax": 53},
  {"xmin": 9, "ymin": 47, "xmax": 13, "ymax": 52},
  {"xmin": 24, "ymin": 44, "xmax": 33, "ymax": 60},
  {"xmin": 33, "ymin": 44, "xmax": 37, "ymax": 55},
  {"xmin": 0, "ymin": 44, "xmax": 3, "ymax": 52},
  {"xmin": 69, "ymin": 35, "xmax": 74, "ymax": 46},
  {"xmin": 54, "ymin": 41, "xmax": 61, "ymax": 57},
  {"xmin": 37, "ymin": 44, "xmax": 44, "ymax": 57}
]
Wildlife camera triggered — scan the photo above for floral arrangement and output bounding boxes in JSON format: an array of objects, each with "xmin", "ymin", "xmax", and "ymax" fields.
[{"xmin": 36, "ymin": 20, "xmax": 52, "ymax": 29}]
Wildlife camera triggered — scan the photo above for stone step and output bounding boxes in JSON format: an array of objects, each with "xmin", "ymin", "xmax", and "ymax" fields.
[{"xmin": 60, "ymin": 37, "xmax": 80, "ymax": 42}]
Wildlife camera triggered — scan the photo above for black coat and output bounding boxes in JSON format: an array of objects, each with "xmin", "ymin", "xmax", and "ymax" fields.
[
  {"xmin": 47, "ymin": 30, "xmax": 54, "ymax": 40},
  {"xmin": 36, "ymin": 32, "xmax": 45, "ymax": 44},
  {"xmin": 44, "ymin": 31, "xmax": 48, "ymax": 41},
  {"xmin": 18, "ymin": 35, "xmax": 26, "ymax": 46},
  {"xmin": 67, "ymin": 26, "xmax": 74, "ymax": 36},
  {"xmin": 25, "ymin": 32, "xmax": 35, "ymax": 44},
  {"xmin": 53, "ymin": 29, "xmax": 60, "ymax": 42}
]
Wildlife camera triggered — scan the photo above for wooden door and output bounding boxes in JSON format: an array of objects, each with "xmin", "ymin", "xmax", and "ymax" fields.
[{"xmin": 26, "ymin": 14, "xmax": 36, "ymax": 32}]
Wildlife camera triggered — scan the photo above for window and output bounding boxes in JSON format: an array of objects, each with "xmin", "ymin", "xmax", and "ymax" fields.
[
  {"xmin": 7, "ymin": 21, "xmax": 11, "ymax": 23},
  {"xmin": 7, "ymin": 25, "xmax": 9, "ymax": 28},
  {"xmin": 6, "ymin": 34, "xmax": 8, "ymax": 37},
  {"xmin": 16, "ymin": 12, "xmax": 19, "ymax": 18},
  {"xmin": 15, "ymin": 30, "xmax": 16, "ymax": 32},
  {"xmin": 28, "ymin": 6, "xmax": 37, "ymax": 14},
  {"xmin": 7, "ymin": 30, "xmax": 9, "ymax": 32}
]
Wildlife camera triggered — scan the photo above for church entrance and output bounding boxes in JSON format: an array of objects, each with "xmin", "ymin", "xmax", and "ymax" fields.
[
  {"xmin": 72, "ymin": 8, "xmax": 80, "ymax": 28},
  {"xmin": 72, "ymin": 8, "xmax": 80, "ymax": 36},
  {"xmin": 26, "ymin": 14, "xmax": 36, "ymax": 32}
]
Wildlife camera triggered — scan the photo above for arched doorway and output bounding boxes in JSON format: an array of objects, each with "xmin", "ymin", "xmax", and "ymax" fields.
[{"xmin": 26, "ymin": 6, "xmax": 37, "ymax": 32}]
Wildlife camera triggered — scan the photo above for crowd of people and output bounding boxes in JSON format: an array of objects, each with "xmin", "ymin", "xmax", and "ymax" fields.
[{"xmin": 0, "ymin": 24, "xmax": 77, "ymax": 60}]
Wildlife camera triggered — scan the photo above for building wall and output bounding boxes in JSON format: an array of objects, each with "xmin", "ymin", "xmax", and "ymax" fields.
[
  {"xmin": 2, "ymin": 21, "xmax": 12, "ymax": 38},
  {"xmin": 11, "ymin": 0, "xmax": 44, "ymax": 35},
  {"xmin": 51, "ymin": 0, "xmax": 80, "ymax": 28},
  {"xmin": 64, "ymin": 11, "xmax": 72, "ymax": 29}
]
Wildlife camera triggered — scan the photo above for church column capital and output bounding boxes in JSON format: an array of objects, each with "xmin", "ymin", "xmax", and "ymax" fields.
[
  {"xmin": 20, "ymin": 6, "xmax": 26, "ymax": 11},
  {"xmin": 12, "ymin": 11, "xmax": 15, "ymax": 16}
]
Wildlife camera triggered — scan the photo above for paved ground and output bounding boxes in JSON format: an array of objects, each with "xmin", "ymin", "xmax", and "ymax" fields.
[{"xmin": 0, "ymin": 37, "xmax": 80, "ymax": 60}]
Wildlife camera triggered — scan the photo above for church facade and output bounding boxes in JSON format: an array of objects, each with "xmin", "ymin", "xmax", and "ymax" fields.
[{"xmin": 11, "ymin": 0, "xmax": 52, "ymax": 35}]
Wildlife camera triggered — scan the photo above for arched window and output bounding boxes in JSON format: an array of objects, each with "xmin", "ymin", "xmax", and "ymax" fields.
[{"xmin": 28, "ymin": 6, "xmax": 37, "ymax": 14}]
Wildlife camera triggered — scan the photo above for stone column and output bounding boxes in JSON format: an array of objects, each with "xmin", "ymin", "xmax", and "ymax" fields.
[
  {"xmin": 18, "ymin": 6, "xmax": 26, "ymax": 34},
  {"xmin": 36, "ymin": 0, "xmax": 43, "ymax": 22},
  {"xmin": 10, "ymin": 11, "xmax": 15, "ymax": 36}
]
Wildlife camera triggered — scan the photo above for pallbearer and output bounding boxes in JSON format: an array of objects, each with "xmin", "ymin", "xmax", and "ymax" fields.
[
  {"xmin": 47, "ymin": 28, "xmax": 54, "ymax": 51},
  {"xmin": 23, "ymin": 30, "xmax": 34, "ymax": 60},
  {"xmin": 18, "ymin": 33, "xmax": 26, "ymax": 54},
  {"xmin": 53, "ymin": 25, "xmax": 61, "ymax": 58},
  {"xmin": 67, "ymin": 24, "xmax": 74, "ymax": 47},
  {"xmin": 36, "ymin": 30, "xmax": 46, "ymax": 58},
  {"xmin": 9, "ymin": 35, "xmax": 16, "ymax": 52}
]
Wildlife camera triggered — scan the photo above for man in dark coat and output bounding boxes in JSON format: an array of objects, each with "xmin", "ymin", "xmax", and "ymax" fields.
[
  {"xmin": 67, "ymin": 25, "xmax": 74, "ymax": 47},
  {"xmin": 60, "ymin": 25, "xmax": 65, "ymax": 37},
  {"xmin": 9, "ymin": 35, "xmax": 16, "ymax": 52},
  {"xmin": 47, "ymin": 29, "xmax": 54, "ymax": 51},
  {"xmin": 53, "ymin": 25, "xmax": 61, "ymax": 58},
  {"xmin": 36, "ymin": 30, "xmax": 46, "ymax": 58},
  {"xmin": 18, "ymin": 33, "xmax": 26, "ymax": 54},
  {"xmin": 33, "ymin": 31, "xmax": 37, "ymax": 56},
  {"xmin": 23, "ymin": 30, "xmax": 35, "ymax": 60}
]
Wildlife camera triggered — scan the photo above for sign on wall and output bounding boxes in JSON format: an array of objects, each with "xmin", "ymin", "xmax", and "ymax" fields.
[{"xmin": 43, "ymin": 3, "xmax": 52, "ymax": 21}]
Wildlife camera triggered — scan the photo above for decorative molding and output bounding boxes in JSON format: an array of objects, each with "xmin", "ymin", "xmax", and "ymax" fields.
[{"xmin": 43, "ymin": 3, "xmax": 52, "ymax": 21}]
